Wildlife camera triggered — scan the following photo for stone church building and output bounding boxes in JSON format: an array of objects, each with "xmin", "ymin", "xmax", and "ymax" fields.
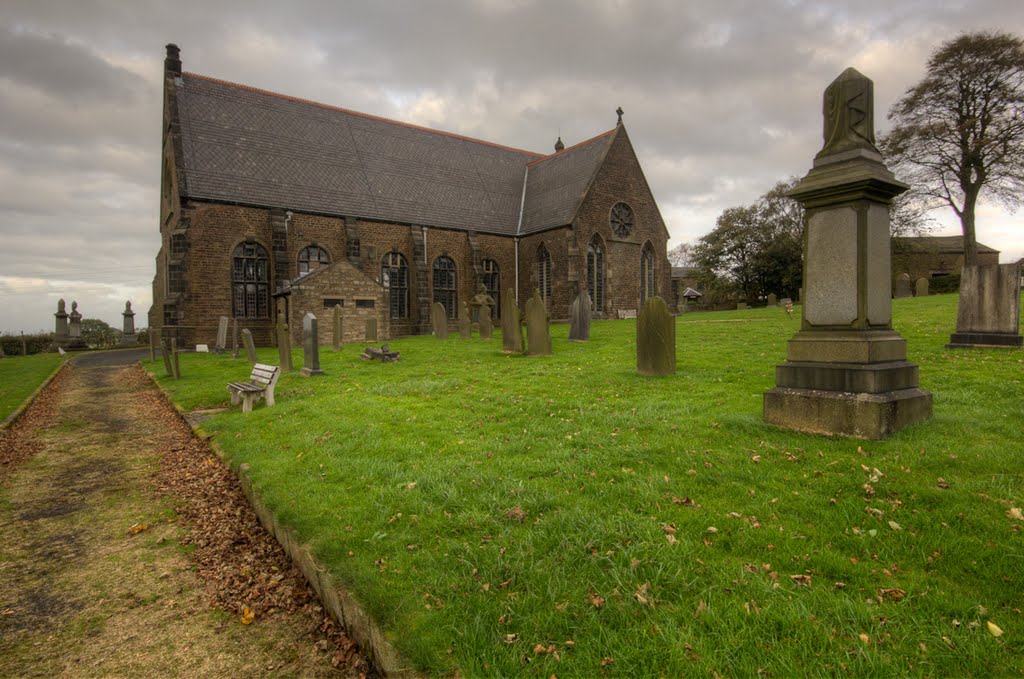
[{"xmin": 150, "ymin": 45, "xmax": 671, "ymax": 346}]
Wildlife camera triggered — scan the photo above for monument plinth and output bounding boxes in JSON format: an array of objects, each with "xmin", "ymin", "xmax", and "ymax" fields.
[{"xmin": 763, "ymin": 68, "xmax": 932, "ymax": 439}]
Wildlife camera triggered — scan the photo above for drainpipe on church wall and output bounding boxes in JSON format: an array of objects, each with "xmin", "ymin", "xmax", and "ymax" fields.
[
  {"xmin": 422, "ymin": 226, "xmax": 428, "ymax": 265},
  {"xmin": 514, "ymin": 238, "xmax": 519, "ymax": 304}
]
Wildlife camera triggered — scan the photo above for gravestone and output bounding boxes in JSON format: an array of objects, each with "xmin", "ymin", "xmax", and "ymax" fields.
[
  {"xmin": 501, "ymin": 288, "xmax": 523, "ymax": 353},
  {"xmin": 196, "ymin": 344, "xmax": 209, "ymax": 353},
  {"xmin": 636, "ymin": 296, "xmax": 676, "ymax": 376},
  {"xmin": 231, "ymin": 318, "xmax": 240, "ymax": 358},
  {"xmin": 469, "ymin": 284, "xmax": 495, "ymax": 323},
  {"xmin": 737, "ymin": 302, "xmax": 748, "ymax": 310},
  {"xmin": 300, "ymin": 312, "xmax": 325, "ymax": 376},
  {"xmin": 767, "ymin": 293, "xmax": 778, "ymax": 307},
  {"xmin": 947, "ymin": 263, "xmax": 1022, "ymax": 348},
  {"xmin": 276, "ymin": 299, "xmax": 293, "ymax": 372},
  {"xmin": 66, "ymin": 301, "xmax": 87, "ymax": 349},
  {"xmin": 432, "ymin": 302, "xmax": 448, "ymax": 340},
  {"xmin": 53, "ymin": 299, "xmax": 69, "ymax": 347},
  {"xmin": 894, "ymin": 273, "xmax": 912, "ymax": 298},
  {"xmin": 479, "ymin": 304, "xmax": 493, "ymax": 339},
  {"xmin": 120, "ymin": 301, "xmax": 138, "ymax": 346},
  {"xmin": 524, "ymin": 290, "xmax": 552, "ymax": 356},
  {"xmin": 241, "ymin": 328, "xmax": 257, "ymax": 364},
  {"xmin": 332, "ymin": 304, "xmax": 343, "ymax": 351},
  {"xmin": 569, "ymin": 289, "xmax": 592, "ymax": 341},
  {"xmin": 215, "ymin": 316, "xmax": 229, "ymax": 353},
  {"xmin": 915, "ymin": 277, "xmax": 929, "ymax": 298},
  {"xmin": 169, "ymin": 338, "xmax": 181, "ymax": 379},
  {"xmin": 365, "ymin": 318, "xmax": 378, "ymax": 341},
  {"xmin": 161, "ymin": 339, "xmax": 173, "ymax": 375},
  {"xmin": 459, "ymin": 302, "xmax": 471, "ymax": 339},
  {"xmin": 763, "ymin": 67, "xmax": 931, "ymax": 439}
]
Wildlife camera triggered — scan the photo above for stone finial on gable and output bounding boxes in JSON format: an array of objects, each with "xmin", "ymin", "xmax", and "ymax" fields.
[{"xmin": 165, "ymin": 43, "xmax": 182, "ymax": 76}]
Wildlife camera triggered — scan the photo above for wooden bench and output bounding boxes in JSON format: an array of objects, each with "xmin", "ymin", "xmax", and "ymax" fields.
[{"xmin": 227, "ymin": 363, "xmax": 280, "ymax": 413}]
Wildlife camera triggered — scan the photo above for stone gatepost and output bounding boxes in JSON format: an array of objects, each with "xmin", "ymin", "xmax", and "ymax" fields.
[{"xmin": 763, "ymin": 67, "xmax": 932, "ymax": 440}]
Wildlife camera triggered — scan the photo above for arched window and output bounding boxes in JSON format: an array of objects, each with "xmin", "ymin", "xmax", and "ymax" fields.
[
  {"xmin": 382, "ymin": 252, "xmax": 409, "ymax": 319},
  {"xmin": 587, "ymin": 236, "xmax": 604, "ymax": 309},
  {"xmin": 481, "ymin": 258, "xmax": 500, "ymax": 318},
  {"xmin": 432, "ymin": 255, "xmax": 457, "ymax": 320},
  {"xmin": 232, "ymin": 241, "xmax": 270, "ymax": 319},
  {"xmin": 298, "ymin": 245, "xmax": 330, "ymax": 276},
  {"xmin": 640, "ymin": 243, "xmax": 655, "ymax": 306},
  {"xmin": 537, "ymin": 244, "xmax": 552, "ymax": 303}
]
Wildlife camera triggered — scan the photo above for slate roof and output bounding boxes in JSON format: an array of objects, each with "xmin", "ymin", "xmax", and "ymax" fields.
[
  {"xmin": 894, "ymin": 235, "xmax": 999, "ymax": 254},
  {"xmin": 174, "ymin": 73, "xmax": 614, "ymax": 236}
]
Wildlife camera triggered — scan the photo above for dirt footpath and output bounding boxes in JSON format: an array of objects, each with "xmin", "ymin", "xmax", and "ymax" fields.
[{"xmin": 0, "ymin": 361, "xmax": 370, "ymax": 678}]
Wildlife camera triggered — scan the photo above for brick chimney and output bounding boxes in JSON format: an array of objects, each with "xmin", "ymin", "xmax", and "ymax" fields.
[{"xmin": 165, "ymin": 43, "xmax": 181, "ymax": 76}]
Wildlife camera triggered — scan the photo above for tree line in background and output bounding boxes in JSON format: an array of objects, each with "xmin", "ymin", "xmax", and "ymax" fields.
[
  {"xmin": 673, "ymin": 30, "xmax": 1023, "ymax": 304},
  {"xmin": 0, "ymin": 320, "xmax": 149, "ymax": 356}
]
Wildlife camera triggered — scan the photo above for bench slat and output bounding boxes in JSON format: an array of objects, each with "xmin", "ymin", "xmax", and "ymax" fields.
[
  {"xmin": 227, "ymin": 382, "xmax": 263, "ymax": 392},
  {"xmin": 251, "ymin": 370, "xmax": 276, "ymax": 380}
]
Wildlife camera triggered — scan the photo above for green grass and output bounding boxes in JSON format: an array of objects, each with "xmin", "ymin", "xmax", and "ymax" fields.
[
  {"xmin": 0, "ymin": 353, "xmax": 67, "ymax": 422},
  {"xmin": 148, "ymin": 294, "xmax": 1024, "ymax": 677}
]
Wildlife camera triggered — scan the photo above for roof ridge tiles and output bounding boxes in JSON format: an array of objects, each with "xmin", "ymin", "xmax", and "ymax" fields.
[
  {"xmin": 526, "ymin": 128, "xmax": 617, "ymax": 167},
  {"xmin": 183, "ymin": 72, "xmax": 545, "ymax": 159}
]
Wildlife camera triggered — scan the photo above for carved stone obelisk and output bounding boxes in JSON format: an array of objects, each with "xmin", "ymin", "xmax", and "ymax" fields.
[{"xmin": 763, "ymin": 68, "xmax": 932, "ymax": 439}]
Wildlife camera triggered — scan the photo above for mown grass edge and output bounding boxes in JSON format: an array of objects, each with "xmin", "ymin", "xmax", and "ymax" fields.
[{"xmin": 0, "ymin": 360, "xmax": 68, "ymax": 430}]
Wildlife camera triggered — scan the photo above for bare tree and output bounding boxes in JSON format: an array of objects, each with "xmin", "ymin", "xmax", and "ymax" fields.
[
  {"xmin": 884, "ymin": 31, "xmax": 1024, "ymax": 265},
  {"xmin": 667, "ymin": 241, "xmax": 694, "ymax": 267}
]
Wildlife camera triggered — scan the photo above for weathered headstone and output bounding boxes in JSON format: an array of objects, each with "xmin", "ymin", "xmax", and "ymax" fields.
[
  {"xmin": 947, "ymin": 263, "xmax": 1022, "ymax": 348},
  {"xmin": 276, "ymin": 299, "xmax": 293, "ymax": 372},
  {"xmin": 215, "ymin": 316, "xmax": 229, "ymax": 353},
  {"xmin": 161, "ymin": 339, "xmax": 173, "ymax": 375},
  {"xmin": 569, "ymin": 289, "xmax": 592, "ymax": 341},
  {"xmin": 53, "ymin": 299, "xmax": 69, "ymax": 346},
  {"xmin": 459, "ymin": 302, "xmax": 471, "ymax": 339},
  {"xmin": 767, "ymin": 293, "xmax": 778, "ymax": 307},
  {"xmin": 231, "ymin": 318, "xmax": 240, "ymax": 358},
  {"xmin": 524, "ymin": 289, "xmax": 552, "ymax": 356},
  {"xmin": 479, "ymin": 303, "xmax": 493, "ymax": 339},
  {"xmin": 332, "ymin": 304, "xmax": 343, "ymax": 351},
  {"xmin": 501, "ymin": 287, "xmax": 523, "ymax": 353},
  {"xmin": 915, "ymin": 277, "xmax": 929, "ymax": 298},
  {"xmin": 432, "ymin": 302, "xmax": 448, "ymax": 339},
  {"xmin": 169, "ymin": 338, "xmax": 181, "ymax": 379},
  {"xmin": 300, "ymin": 312, "xmax": 325, "ymax": 376},
  {"xmin": 241, "ymin": 328, "xmax": 257, "ymax": 364},
  {"xmin": 120, "ymin": 301, "xmax": 138, "ymax": 346},
  {"xmin": 636, "ymin": 296, "xmax": 676, "ymax": 376},
  {"xmin": 894, "ymin": 273, "xmax": 912, "ymax": 299},
  {"xmin": 469, "ymin": 284, "xmax": 495, "ymax": 323},
  {"xmin": 365, "ymin": 317, "xmax": 378, "ymax": 341},
  {"xmin": 763, "ymin": 67, "xmax": 931, "ymax": 439}
]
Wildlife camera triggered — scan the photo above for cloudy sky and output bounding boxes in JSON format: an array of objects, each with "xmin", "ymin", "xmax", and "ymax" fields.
[{"xmin": 1, "ymin": 0, "xmax": 1022, "ymax": 333}]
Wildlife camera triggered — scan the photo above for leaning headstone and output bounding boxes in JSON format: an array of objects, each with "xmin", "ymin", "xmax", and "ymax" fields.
[
  {"xmin": 365, "ymin": 318, "xmax": 378, "ymax": 341},
  {"xmin": 161, "ymin": 339, "xmax": 173, "ymax": 375},
  {"xmin": 524, "ymin": 289, "xmax": 552, "ymax": 356},
  {"xmin": 501, "ymin": 288, "xmax": 523, "ymax": 353},
  {"xmin": 300, "ymin": 312, "xmax": 325, "ymax": 376},
  {"xmin": 947, "ymin": 263, "xmax": 1022, "ymax": 348},
  {"xmin": 215, "ymin": 316, "xmax": 229, "ymax": 353},
  {"xmin": 479, "ymin": 304, "xmax": 493, "ymax": 339},
  {"xmin": 53, "ymin": 299, "xmax": 69, "ymax": 347},
  {"xmin": 120, "ymin": 301, "xmax": 138, "ymax": 346},
  {"xmin": 915, "ymin": 277, "xmax": 929, "ymax": 298},
  {"xmin": 432, "ymin": 302, "xmax": 448, "ymax": 340},
  {"xmin": 231, "ymin": 318, "xmax": 240, "ymax": 358},
  {"xmin": 893, "ymin": 273, "xmax": 912, "ymax": 299},
  {"xmin": 636, "ymin": 296, "xmax": 676, "ymax": 376},
  {"xmin": 459, "ymin": 302, "xmax": 471, "ymax": 339},
  {"xmin": 568, "ymin": 289, "xmax": 592, "ymax": 341},
  {"xmin": 169, "ymin": 338, "xmax": 181, "ymax": 379},
  {"xmin": 241, "ymin": 328, "xmax": 257, "ymax": 364},
  {"xmin": 763, "ymin": 67, "xmax": 931, "ymax": 439},
  {"xmin": 332, "ymin": 304, "xmax": 343, "ymax": 351},
  {"xmin": 767, "ymin": 293, "xmax": 778, "ymax": 307},
  {"xmin": 276, "ymin": 299, "xmax": 293, "ymax": 372}
]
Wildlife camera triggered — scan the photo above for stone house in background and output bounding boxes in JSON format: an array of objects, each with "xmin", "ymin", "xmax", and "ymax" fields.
[
  {"xmin": 149, "ymin": 45, "xmax": 672, "ymax": 347},
  {"xmin": 891, "ymin": 236, "xmax": 1000, "ymax": 287}
]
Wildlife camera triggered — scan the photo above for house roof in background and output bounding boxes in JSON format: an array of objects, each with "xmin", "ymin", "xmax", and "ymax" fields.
[{"xmin": 895, "ymin": 235, "xmax": 999, "ymax": 255}]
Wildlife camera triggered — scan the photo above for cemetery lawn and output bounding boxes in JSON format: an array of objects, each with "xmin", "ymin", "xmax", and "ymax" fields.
[
  {"xmin": 147, "ymin": 293, "xmax": 1024, "ymax": 677},
  {"xmin": 0, "ymin": 353, "xmax": 67, "ymax": 422}
]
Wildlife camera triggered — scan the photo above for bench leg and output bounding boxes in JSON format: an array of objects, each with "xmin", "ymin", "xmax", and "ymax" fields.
[
  {"xmin": 265, "ymin": 386, "xmax": 275, "ymax": 407},
  {"xmin": 229, "ymin": 388, "xmax": 241, "ymax": 407},
  {"xmin": 242, "ymin": 394, "xmax": 254, "ymax": 413}
]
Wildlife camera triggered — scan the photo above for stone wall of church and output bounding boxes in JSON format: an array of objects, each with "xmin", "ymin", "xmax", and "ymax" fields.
[{"xmin": 518, "ymin": 227, "xmax": 574, "ymax": 319}]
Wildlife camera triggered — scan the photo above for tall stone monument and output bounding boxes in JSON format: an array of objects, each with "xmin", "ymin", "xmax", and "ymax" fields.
[
  {"xmin": 501, "ymin": 288, "xmax": 523, "ymax": 353},
  {"xmin": 636, "ymin": 296, "xmax": 675, "ymax": 375},
  {"xmin": 947, "ymin": 262, "xmax": 1022, "ymax": 348},
  {"xmin": 120, "ymin": 301, "xmax": 138, "ymax": 346},
  {"xmin": 276, "ymin": 299, "xmax": 293, "ymax": 372},
  {"xmin": 569, "ymin": 288, "xmax": 592, "ymax": 341},
  {"xmin": 763, "ymin": 68, "xmax": 932, "ymax": 439},
  {"xmin": 300, "ymin": 312, "xmax": 325, "ymax": 376},
  {"xmin": 66, "ymin": 301, "xmax": 88, "ymax": 350},
  {"xmin": 524, "ymin": 290, "xmax": 552, "ymax": 356},
  {"xmin": 53, "ymin": 299, "xmax": 69, "ymax": 348}
]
